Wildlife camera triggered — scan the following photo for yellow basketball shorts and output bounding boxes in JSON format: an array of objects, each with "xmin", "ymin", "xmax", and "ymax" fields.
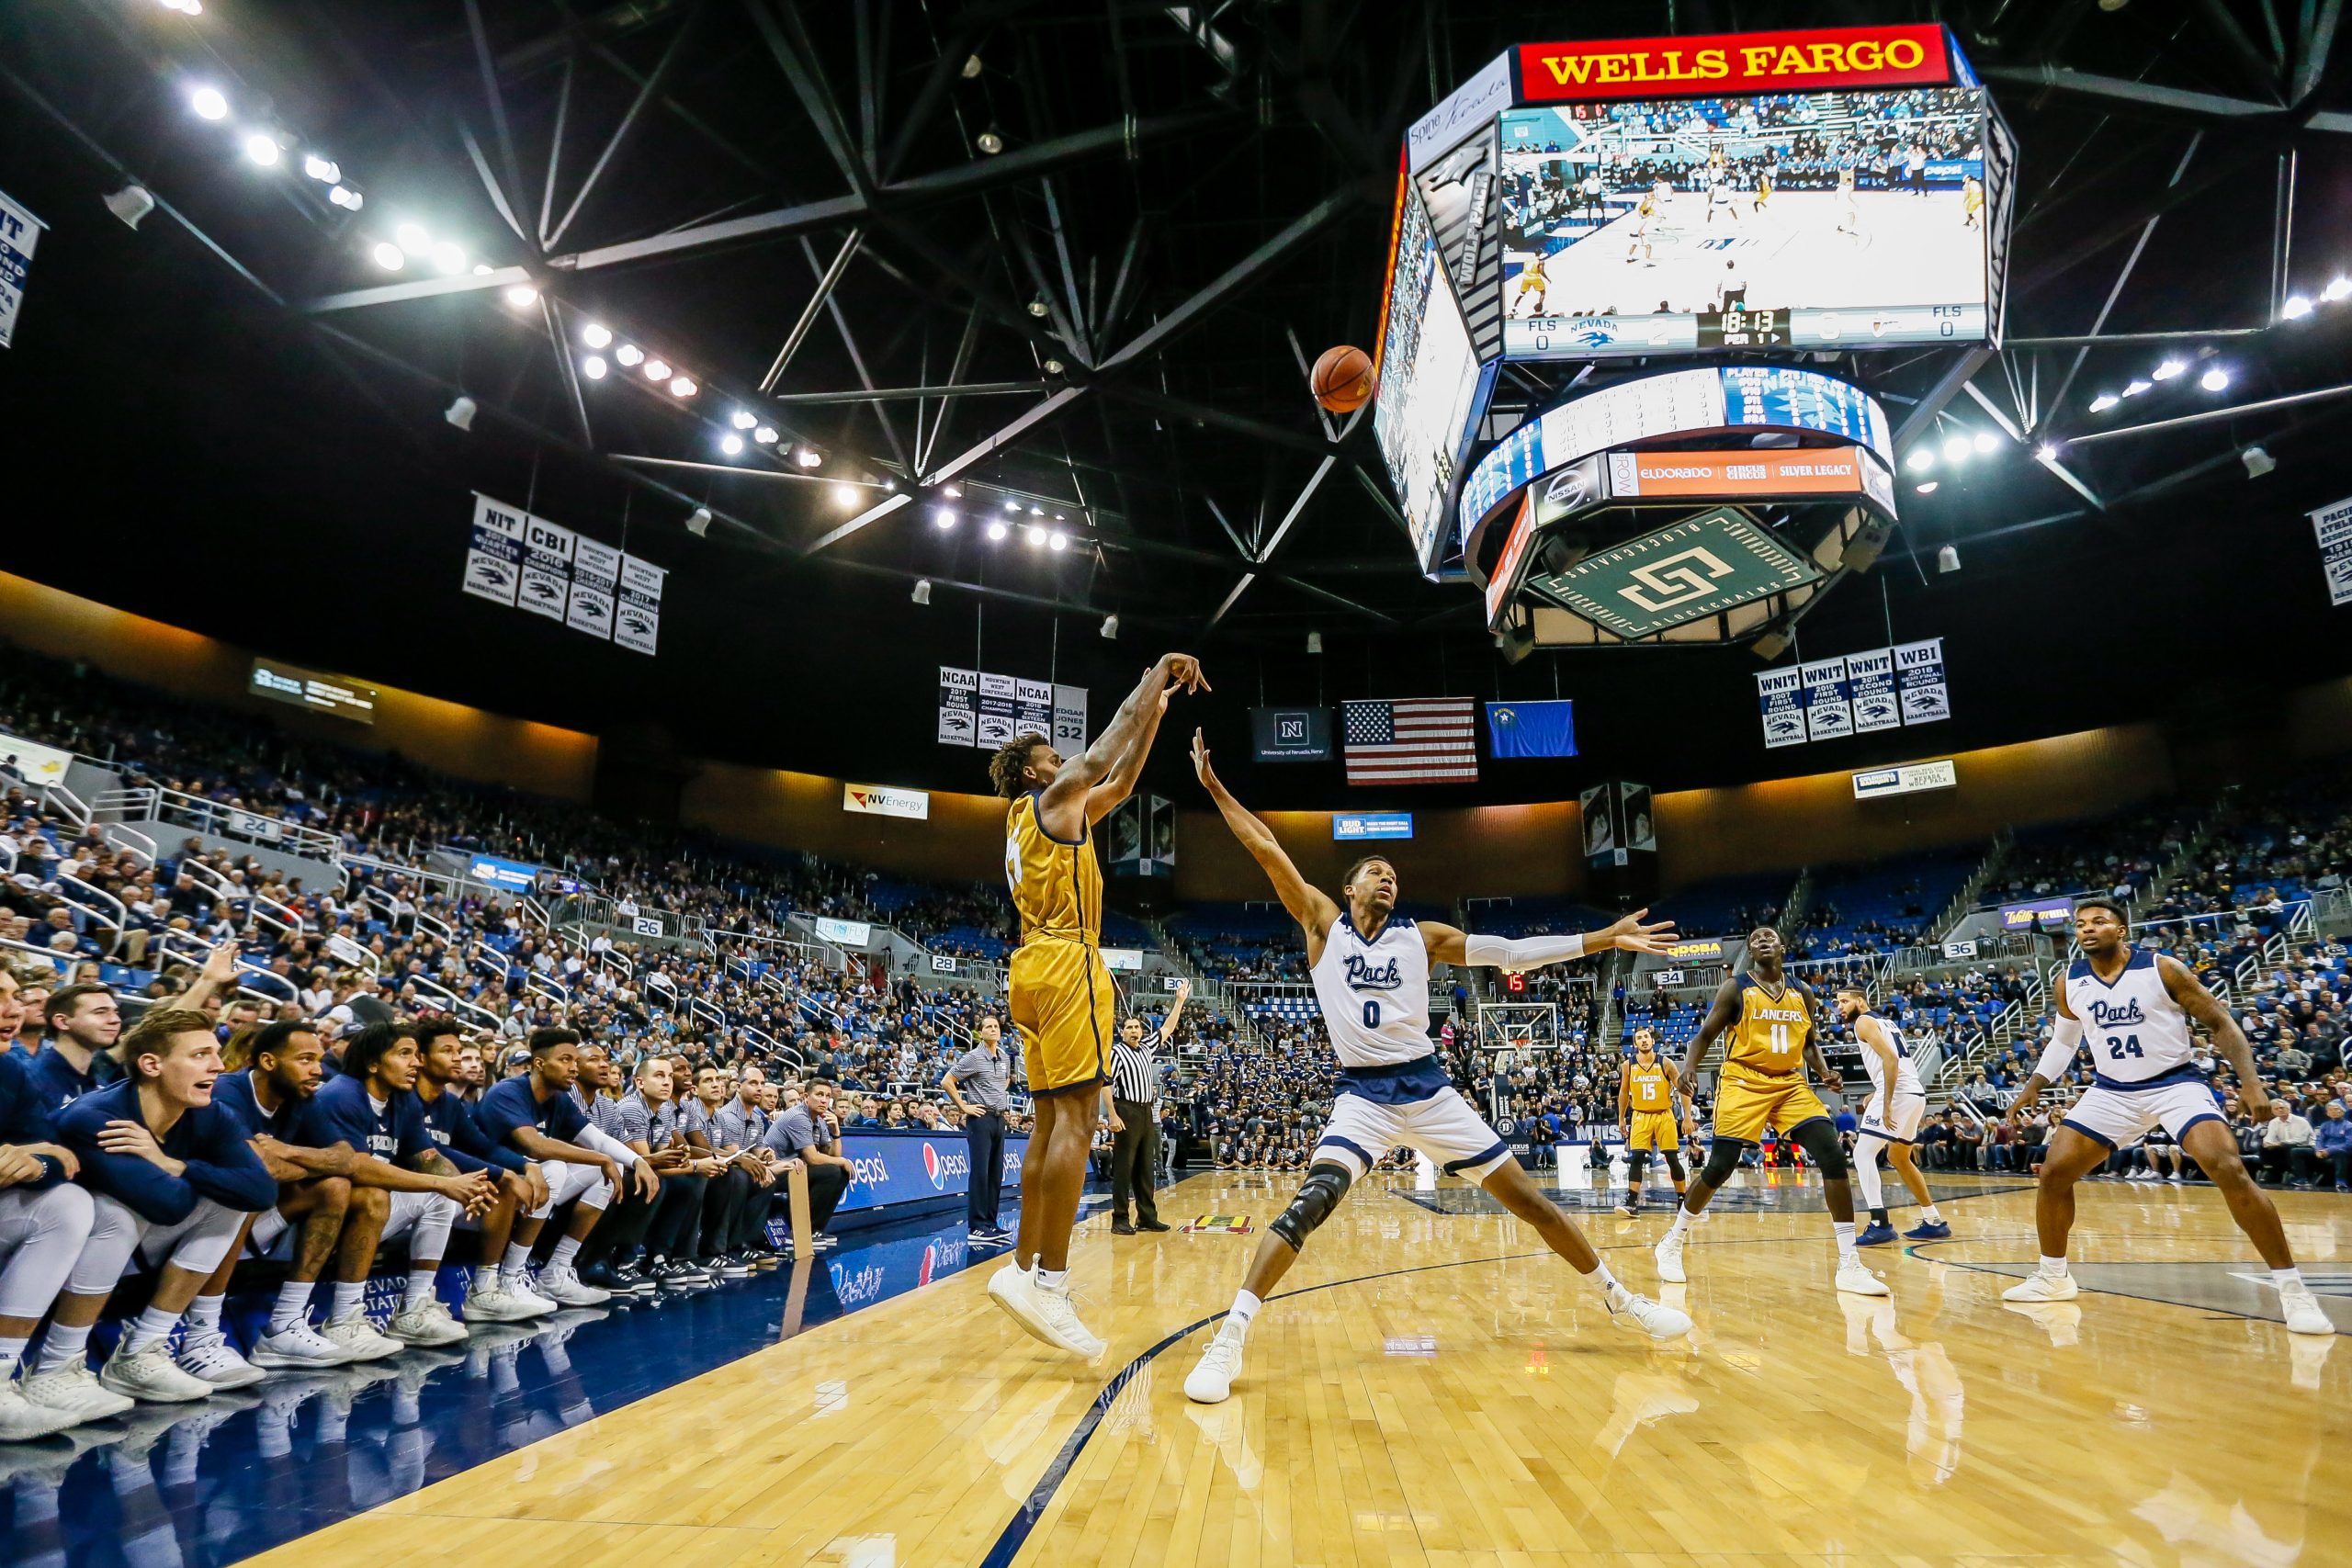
[
  {"xmin": 1009, "ymin": 938, "xmax": 1114, "ymax": 1096},
  {"xmin": 1628, "ymin": 1109, "xmax": 1680, "ymax": 1152},
  {"xmin": 1711, "ymin": 1067, "xmax": 1829, "ymax": 1145}
]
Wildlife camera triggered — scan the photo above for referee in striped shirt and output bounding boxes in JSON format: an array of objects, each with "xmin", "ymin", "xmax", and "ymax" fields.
[{"xmin": 1109, "ymin": 979, "xmax": 1187, "ymax": 1235}]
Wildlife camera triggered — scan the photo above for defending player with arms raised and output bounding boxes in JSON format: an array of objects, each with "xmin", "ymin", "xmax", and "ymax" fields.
[
  {"xmin": 2000, "ymin": 898, "xmax": 2333, "ymax": 1336},
  {"xmin": 1836, "ymin": 987, "xmax": 1950, "ymax": 1247},
  {"xmin": 1182, "ymin": 731, "xmax": 1690, "ymax": 1405},
  {"xmin": 984, "ymin": 651, "xmax": 1207, "ymax": 1359},
  {"xmin": 1616, "ymin": 1027, "xmax": 1692, "ymax": 1216},
  {"xmin": 1653, "ymin": 927, "xmax": 1888, "ymax": 1297}
]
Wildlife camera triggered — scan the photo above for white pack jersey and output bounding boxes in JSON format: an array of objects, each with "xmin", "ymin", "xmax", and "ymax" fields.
[
  {"xmin": 1309, "ymin": 911, "xmax": 1433, "ymax": 1069},
  {"xmin": 1856, "ymin": 1012, "xmax": 1925, "ymax": 1099},
  {"xmin": 2066, "ymin": 947, "xmax": 2196, "ymax": 1088}
]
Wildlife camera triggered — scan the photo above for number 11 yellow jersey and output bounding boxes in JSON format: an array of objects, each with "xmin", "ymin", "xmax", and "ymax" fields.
[{"xmin": 1725, "ymin": 974, "xmax": 1811, "ymax": 1076}]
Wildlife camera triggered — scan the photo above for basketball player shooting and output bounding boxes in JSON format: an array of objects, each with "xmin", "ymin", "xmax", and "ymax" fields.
[
  {"xmin": 1182, "ymin": 730, "xmax": 1691, "ymax": 1405},
  {"xmin": 1652, "ymin": 926, "xmax": 1889, "ymax": 1299},
  {"xmin": 1998, "ymin": 898, "xmax": 2333, "ymax": 1336},
  {"xmin": 985, "ymin": 652, "xmax": 1208, "ymax": 1359}
]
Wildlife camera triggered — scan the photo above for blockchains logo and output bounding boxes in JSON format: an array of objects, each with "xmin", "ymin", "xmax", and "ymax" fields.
[{"xmin": 1618, "ymin": 547, "xmax": 1736, "ymax": 612}]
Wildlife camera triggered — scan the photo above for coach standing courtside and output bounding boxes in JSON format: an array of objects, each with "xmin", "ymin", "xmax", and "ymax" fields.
[
  {"xmin": 1109, "ymin": 979, "xmax": 1188, "ymax": 1235},
  {"xmin": 944, "ymin": 1016, "xmax": 1014, "ymax": 1247}
]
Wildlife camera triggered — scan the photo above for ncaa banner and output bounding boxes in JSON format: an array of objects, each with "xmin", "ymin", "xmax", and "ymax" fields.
[
  {"xmin": 1052, "ymin": 684, "xmax": 1088, "ymax": 751},
  {"xmin": 1801, "ymin": 657, "xmax": 1853, "ymax": 741},
  {"xmin": 976, "ymin": 672, "xmax": 1018, "ymax": 747},
  {"xmin": 1756, "ymin": 666, "xmax": 1806, "ymax": 748},
  {"xmin": 1896, "ymin": 637, "xmax": 1951, "ymax": 725},
  {"xmin": 462, "ymin": 493, "xmax": 528, "ymax": 605},
  {"xmin": 1845, "ymin": 647, "xmax": 1900, "ymax": 732},
  {"xmin": 567, "ymin": 537, "xmax": 620, "ymax": 641},
  {"xmin": 518, "ymin": 513, "xmax": 576, "ymax": 622},
  {"xmin": 2310, "ymin": 495, "xmax": 2352, "ymax": 606},
  {"xmin": 0, "ymin": 188, "xmax": 45, "ymax": 348},
  {"xmin": 937, "ymin": 667, "xmax": 978, "ymax": 747},
  {"xmin": 1013, "ymin": 677, "xmax": 1054, "ymax": 740},
  {"xmin": 615, "ymin": 553, "xmax": 665, "ymax": 655}
]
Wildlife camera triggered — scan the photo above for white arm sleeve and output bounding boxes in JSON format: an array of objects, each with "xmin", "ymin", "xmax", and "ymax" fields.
[
  {"xmin": 576, "ymin": 1125, "xmax": 639, "ymax": 1163},
  {"xmin": 2034, "ymin": 1015, "xmax": 2084, "ymax": 1083},
  {"xmin": 1462, "ymin": 932, "xmax": 1588, "ymax": 970}
]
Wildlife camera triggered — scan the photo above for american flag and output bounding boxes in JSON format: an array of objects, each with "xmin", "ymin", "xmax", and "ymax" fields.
[{"xmin": 1343, "ymin": 697, "xmax": 1478, "ymax": 785}]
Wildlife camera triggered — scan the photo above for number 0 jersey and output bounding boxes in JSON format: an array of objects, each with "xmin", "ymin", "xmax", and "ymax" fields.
[
  {"xmin": 1625, "ymin": 1059, "xmax": 1673, "ymax": 1112},
  {"xmin": 1308, "ymin": 912, "xmax": 1431, "ymax": 1069},
  {"xmin": 1725, "ymin": 974, "xmax": 1813, "ymax": 1076},
  {"xmin": 1004, "ymin": 790, "xmax": 1101, "ymax": 946},
  {"xmin": 2065, "ymin": 947, "xmax": 2195, "ymax": 1087}
]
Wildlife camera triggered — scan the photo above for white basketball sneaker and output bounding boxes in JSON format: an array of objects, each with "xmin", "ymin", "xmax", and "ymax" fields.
[
  {"xmin": 1026, "ymin": 1277, "xmax": 1104, "ymax": 1360},
  {"xmin": 251, "ymin": 1323, "xmax": 355, "ymax": 1371},
  {"xmin": 1835, "ymin": 1258, "xmax": 1891, "ymax": 1297},
  {"xmin": 99, "ymin": 1342, "xmax": 215, "ymax": 1404},
  {"xmin": 2001, "ymin": 1269, "xmax": 2080, "ymax": 1303},
  {"xmin": 0, "ymin": 1382, "xmax": 81, "ymax": 1441},
  {"xmin": 534, "ymin": 1265, "xmax": 611, "ymax": 1308},
  {"xmin": 17, "ymin": 1362, "xmax": 135, "ymax": 1426},
  {"xmin": 1652, "ymin": 1232, "xmax": 1687, "ymax": 1284},
  {"xmin": 1184, "ymin": 1320, "xmax": 1249, "ymax": 1404},
  {"xmin": 1606, "ymin": 1286, "xmax": 1694, "ymax": 1340},
  {"xmin": 987, "ymin": 1261, "xmax": 1055, "ymax": 1347},
  {"xmin": 386, "ymin": 1299, "xmax": 471, "ymax": 1347},
  {"xmin": 175, "ymin": 1333, "xmax": 267, "ymax": 1390},
  {"xmin": 2278, "ymin": 1284, "xmax": 2335, "ymax": 1337},
  {"xmin": 320, "ymin": 1314, "xmax": 404, "ymax": 1362}
]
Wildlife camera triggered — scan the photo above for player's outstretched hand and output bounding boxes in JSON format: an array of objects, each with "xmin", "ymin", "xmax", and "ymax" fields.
[
  {"xmin": 1603, "ymin": 908, "xmax": 1679, "ymax": 954},
  {"xmin": 2005, "ymin": 1086, "xmax": 2041, "ymax": 1124},
  {"xmin": 1189, "ymin": 728, "xmax": 1219, "ymax": 789},
  {"xmin": 1159, "ymin": 653, "xmax": 1210, "ymax": 694}
]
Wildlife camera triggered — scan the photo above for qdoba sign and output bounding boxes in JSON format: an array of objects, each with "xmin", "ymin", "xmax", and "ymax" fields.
[{"xmin": 1518, "ymin": 25, "xmax": 1951, "ymax": 100}]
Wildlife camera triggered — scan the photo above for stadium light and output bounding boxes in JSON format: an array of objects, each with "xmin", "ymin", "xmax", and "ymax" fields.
[
  {"xmin": 1905, "ymin": 448, "xmax": 1934, "ymax": 473},
  {"xmin": 933, "ymin": 506, "xmax": 958, "ymax": 529},
  {"xmin": 1003, "ymin": 497, "xmax": 1022, "ymax": 511},
  {"xmin": 2283, "ymin": 295, "xmax": 2314, "ymax": 319},
  {"xmin": 986, "ymin": 520, "xmax": 1010, "ymax": 541},
  {"xmin": 669, "ymin": 377, "xmax": 696, "ymax": 398},
  {"xmin": 2089, "ymin": 392, "xmax": 2120, "ymax": 412},
  {"xmin": 1023, "ymin": 525, "xmax": 1046, "ymax": 547},
  {"xmin": 752, "ymin": 426, "xmax": 776, "ymax": 445},
  {"xmin": 2327, "ymin": 277, "xmax": 2352, "ymax": 303},
  {"xmin": 582, "ymin": 355, "xmax": 607, "ymax": 379},
  {"xmin": 2035, "ymin": 442, "xmax": 2058, "ymax": 461},
  {"xmin": 2122, "ymin": 378, "xmax": 2152, "ymax": 397},
  {"xmin": 327, "ymin": 186, "xmax": 361, "ymax": 210},
  {"xmin": 394, "ymin": 223, "xmax": 429, "ymax": 255},
  {"xmin": 189, "ymin": 85, "xmax": 228, "ymax": 120},
  {"xmin": 431, "ymin": 241, "xmax": 464, "ymax": 274},
  {"xmin": 370, "ymin": 242, "xmax": 403, "ymax": 271},
  {"xmin": 1048, "ymin": 531, "xmax": 1069, "ymax": 551},
  {"xmin": 730, "ymin": 410, "xmax": 757, "ymax": 430},
  {"xmin": 582, "ymin": 323, "xmax": 612, "ymax": 349},
  {"xmin": 1029, "ymin": 505, "xmax": 1045, "ymax": 517},
  {"xmin": 794, "ymin": 445, "xmax": 823, "ymax": 468},
  {"xmin": 2200, "ymin": 366, "xmax": 2232, "ymax": 391},
  {"xmin": 503, "ymin": 284, "xmax": 537, "ymax": 309},
  {"xmin": 243, "ymin": 132, "xmax": 281, "ymax": 166},
  {"xmin": 720, "ymin": 434, "xmax": 743, "ymax": 456},
  {"xmin": 2151, "ymin": 358, "xmax": 2184, "ymax": 381},
  {"xmin": 1941, "ymin": 436, "xmax": 1969, "ymax": 463},
  {"xmin": 301, "ymin": 154, "xmax": 341, "ymax": 184},
  {"xmin": 614, "ymin": 343, "xmax": 643, "ymax": 367},
  {"xmin": 978, "ymin": 130, "xmax": 1005, "ymax": 154},
  {"xmin": 643, "ymin": 358, "xmax": 671, "ymax": 381},
  {"xmin": 685, "ymin": 507, "xmax": 711, "ymax": 537},
  {"xmin": 1972, "ymin": 431, "xmax": 1997, "ymax": 455},
  {"xmin": 832, "ymin": 484, "xmax": 860, "ymax": 508},
  {"xmin": 1915, "ymin": 480, "xmax": 1939, "ymax": 494},
  {"xmin": 943, "ymin": 484, "xmax": 962, "ymax": 498},
  {"xmin": 911, "ymin": 580, "xmax": 932, "ymax": 605}
]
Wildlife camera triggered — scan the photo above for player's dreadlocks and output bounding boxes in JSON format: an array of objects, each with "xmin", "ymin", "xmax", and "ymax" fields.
[{"xmin": 989, "ymin": 732, "xmax": 1051, "ymax": 798}]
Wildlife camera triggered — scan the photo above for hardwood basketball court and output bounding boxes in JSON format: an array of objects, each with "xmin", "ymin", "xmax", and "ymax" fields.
[{"xmin": 248, "ymin": 1169, "xmax": 2350, "ymax": 1568}]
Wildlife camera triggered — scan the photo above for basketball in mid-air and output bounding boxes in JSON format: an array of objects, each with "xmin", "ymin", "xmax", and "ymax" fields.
[{"xmin": 1311, "ymin": 344, "xmax": 1373, "ymax": 412}]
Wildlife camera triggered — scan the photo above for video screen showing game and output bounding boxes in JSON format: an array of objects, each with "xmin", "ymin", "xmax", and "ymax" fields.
[{"xmin": 1497, "ymin": 87, "xmax": 1992, "ymax": 357}]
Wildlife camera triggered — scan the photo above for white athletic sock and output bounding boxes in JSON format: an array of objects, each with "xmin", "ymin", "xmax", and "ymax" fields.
[
  {"xmin": 2273, "ymin": 1267, "xmax": 2305, "ymax": 1292},
  {"xmin": 1664, "ymin": 1204, "xmax": 1698, "ymax": 1241},
  {"xmin": 501, "ymin": 1243, "xmax": 534, "ymax": 1286},
  {"xmin": 1037, "ymin": 1267, "xmax": 1069, "ymax": 1292},
  {"xmin": 0, "ymin": 1335, "xmax": 28, "ymax": 1377},
  {"xmin": 1587, "ymin": 1259, "xmax": 1626, "ymax": 1300},
  {"xmin": 268, "ymin": 1280, "xmax": 314, "ymax": 1335},
  {"xmin": 122, "ymin": 1304, "xmax": 181, "ymax": 1355},
  {"xmin": 1832, "ymin": 1222, "xmax": 1858, "ymax": 1262},
  {"xmin": 329, "ymin": 1281, "xmax": 365, "ymax": 1322},
  {"xmin": 405, "ymin": 1268, "xmax": 440, "ymax": 1309},
  {"xmin": 34, "ymin": 1320, "xmax": 95, "ymax": 1374},
  {"xmin": 1227, "ymin": 1289, "xmax": 1262, "ymax": 1337},
  {"xmin": 184, "ymin": 1293, "xmax": 225, "ymax": 1339},
  {"xmin": 548, "ymin": 1236, "xmax": 582, "ymax": 1269},
  {"xmin": 1920, "ymin": 1203, "xmax": 1943, "ymax": 1224},
  {"xmin": 2038, "ymin": 1254, "xmax": 2069, "ymax": 1278}
]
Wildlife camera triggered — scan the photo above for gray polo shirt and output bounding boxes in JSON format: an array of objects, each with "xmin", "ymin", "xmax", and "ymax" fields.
[
  {"xmin": 715, "ymin": 1098, "xmax": 770, "ymax": 1150},
  {"xmin": 948, "ymin": 1045, "xmax": 1013, "ymax": 1112},
  {"xmin": 616, "ymin": 1090, "xmax": 678, "ymax": 1151},
  {"xmin": 763, "ymin": 1102, "xmax": 834, "ymax": 1158}
]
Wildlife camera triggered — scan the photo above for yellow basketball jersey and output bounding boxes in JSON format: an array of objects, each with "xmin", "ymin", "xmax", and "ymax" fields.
[
  {"xmin": 1726, "ymin": 975, "xmax": 1810, "ymax": 1074},
  {"xmin": 1627, "ymin": 1060, "xmax": 1671, "ymax": 1111},
  {"xmin": 1005, "ymin": 791, "xmax": 1100, "ymax": 946}
]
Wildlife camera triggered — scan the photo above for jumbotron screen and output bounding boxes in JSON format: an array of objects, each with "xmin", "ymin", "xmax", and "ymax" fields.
[{"xmin": 1497, "ymin": 85, "xmax": 1996, "ymax": 357}]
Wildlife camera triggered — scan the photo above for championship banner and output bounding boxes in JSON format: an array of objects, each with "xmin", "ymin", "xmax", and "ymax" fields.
[
  {"xmin": 937, "ymin": 667, "xmax": 978, "ymax": 747},
  {"xmin": 567, "ymin": 537, "xmax": 620, "ymax": 641},
  {"xmin": 1801, "ymin": 657, "xmax": 1853, "ymax": 741},
  {"xmin": 462, "ymin": 493, "xmax": 528, "ymax": 605},
  {"xmin": 1014, "ymin": 678, "xmax": 1054, "ymax": 740},
  {"xmin": 1845, "ymin": 647, "xmax": 1901, "ymax": 732},
  {"xmin": 0, "ymin": 188, "xmax": 46, "ymax": 348},
  {"xmin": 518, "ymin": 513, "xmax": 576, "ymax": 622},
  {"xmin": 976, "ymin": 672, "xmax": 1017, "ymax": 747},
  {"xmin": 2310, "ymin": 495, "xmax": 2352, "ymax": 607},
  {"xmin": 1756, "ymin": 666, "xmax": 1806, "ymax": 748},
  {"xmin": 1895, "ymin": 637, "xmax": 1951, "ymax": 725},
  {"xmin": 615, "ymin": 553, "xmax": 665, "ymax": 656},
  {"xmin": 1052, "ymin": 684, "xmax": 1089, "ymax": 751}
]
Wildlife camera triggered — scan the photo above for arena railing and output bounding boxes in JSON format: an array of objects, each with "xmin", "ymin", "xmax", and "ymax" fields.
[
  {"xmin": 51, "ymin": 872, "xmax": 129, "ymax": 960},
  {"xmin": 33, "ymin": 779, "xmax": 91, "ymax": 831},
  {"xmin": 175, "ymin": 855, "xmax": 309, "ymax": 948},
  {"xmin": 90, "ymin": 785, "xmax": 340, "ymax": 863},
  {"xmin": 97, "ymin": 819, "xmax": 156, "ymax": 872},
  {"xmin": 151, "ymin": 929, "xmax": 300, "ymax": 1006}
]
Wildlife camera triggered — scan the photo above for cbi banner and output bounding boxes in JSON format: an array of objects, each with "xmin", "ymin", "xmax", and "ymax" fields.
[{"xmin": 462, "ymin": 493, "xmax": 661, "ymax": 655}]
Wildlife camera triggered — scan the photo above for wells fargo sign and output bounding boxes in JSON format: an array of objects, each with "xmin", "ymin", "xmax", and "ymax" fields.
[{"xmin": 1518, "ymin": 25, "xmax": 1951, "ymax": 101}]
